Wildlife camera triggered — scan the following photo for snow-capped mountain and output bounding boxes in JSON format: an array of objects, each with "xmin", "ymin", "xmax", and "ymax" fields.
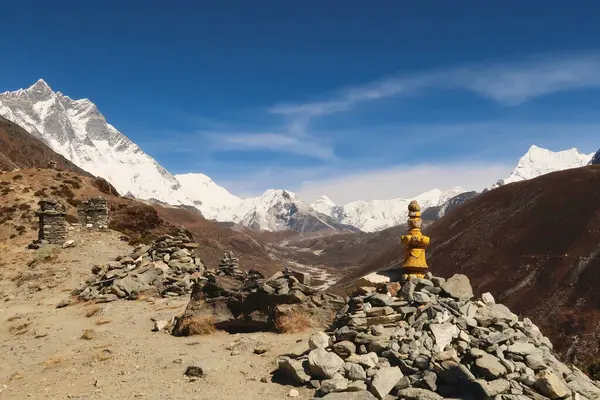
[
  {"xmin": 311, "ymin": 187, "xmax": 466, "ymax": 232},
  {"xmin": 228, "ymin": 189, "xmax": 358, "ymax": 232},
  {"xmin": 0, "ymin": 80, "xmax": 364, "ymax": 232},
  {"xmin": 493, "ymin": 145, "xmax": 594, "ymax": 188},
  {"xmin": 0, "ymin": 79, "xmax": 185, "ymax": 202}
]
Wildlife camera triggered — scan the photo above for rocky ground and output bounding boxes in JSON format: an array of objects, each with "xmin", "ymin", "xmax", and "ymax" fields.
[{"xmin": 0, "ymin": 230, "xmax": 320, "ymax": 400}]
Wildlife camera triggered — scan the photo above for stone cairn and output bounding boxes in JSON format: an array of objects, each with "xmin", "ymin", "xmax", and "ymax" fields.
[
  {"xmin": 275, "ymin": 202, "xmax": 600, "ymax": 400},
  {"xmin": 47, "ymin": 160, "xmax": 58, "ymax": 169},
  {"xmin": 172, "ymin": 261, "xmax": 343, "ymax": 335},
  {"xmin": 77, "ymin": 197, "xmax": 109, "ymax": 230},
  {"xmin": 33, "ymin": 199, "xmax": 68, "ymax": 246},
  {"xmin": 277, "ymin": 272, "xmax": 600, "ymax": 400},
  {"xmin": 217, "ymin": 250, "xmax": 244, "ymax": 278},
  {"xmin": 74, "ymin": 228, "xmax": 204, "ymax": 302}
]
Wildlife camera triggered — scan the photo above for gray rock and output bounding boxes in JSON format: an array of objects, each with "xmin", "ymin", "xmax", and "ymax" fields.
[
  {"xmin": 473, "ymin": 378, "xmax": 510, "ymax": 397},
  {"xmin": 413, "ymin": 292, "xmax": 431, "ymax": 304},
  {"xmin": 347, "ymin": 380, "xmax": 368, "ymax": 392},
  {"xmin": 395, "ymin": 388, "xmax": 443, "ymax": 400},
  {"xmin": 474, "ymin": 304, "xmax": 518, "ymax": 327},
  {"xmin": 535, "ymin": 369, "xmax": 571, "ymax": 399},
  {"xmin": 400, "ymin": 279, "xmax": 416, "ymax": 301},
  {"xmin": 507, "ymin": 342, "xmax": 537, "ymax": 356},
  {"xmin": 473, "ymin": 353, "xmax": 508, "ymax": 380},
  {"xmin": 431, "ymin": 277, "xmax": 446, "ymax": 287},
  {"xmin": 317, "ymin": 391, "xmax": 377, "ymax": 400},
  {"xmin": 309, "ymin": 331, "xmax": 331, "ymax": 350},
  {"xmin": 278, "ymin": 358, "xmax": 312, "ymax": 384},
  {"xmin": 429, "ymin": 323, "xmax": 459, "ymax": 351},
  {"xmin": 441, "ymin": 274, "xmax": 473, "ymax": 302},
  {"xmin": 346, "ymin": 352, "xmax": 379, "ymax": 368},
  {"xmin": 344, "ymin": 362, "xmax": 367, "ymax": 381},
  {"xmin": 481, "ymin": 292, "xmax": 496, "ymax": 304},
  {"xmin": 439, "ymin": 360, "xmax": 476, "ymax": 385},
  {"xmin": 320, "ymin": 373, "xmax": 348, "ymax": 394},
  {"xmin": 308, "ymin": 348, "xmax": 345, "ymax": 379},
  {"xmin": 524, "ymin": 354, "xmax": 545, "ymax": 371},
  {"xmin": 366, "ymin": 307, "xmax": 394, "ymax": 317},
  {"xmin": 332, "ymin": 341, "xmax": 356, "ymax": 358},
  {"xmin": 370, "ymin": 366, "xmax": 403, "ymax": 399},
  {"xmin": 368, "ymin": 293, "xmax": 394, "ymax": 306}
]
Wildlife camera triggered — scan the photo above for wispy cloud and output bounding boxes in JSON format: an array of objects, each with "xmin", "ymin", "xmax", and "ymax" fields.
[
  {"xmin": 270, "ymin": 52, "xmax": 600, "ymax": 117},
  {"xmin": 208, "ymin": 131, "xmax": 336, "ymax": 160}
]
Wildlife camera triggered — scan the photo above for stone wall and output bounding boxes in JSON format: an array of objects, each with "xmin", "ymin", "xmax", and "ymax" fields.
[
  {"xmin": 77, "ymin": 197, "xmax": 109, "ymax": 230},
  {"xmin": 36, "ymin": 199, "xmax": 67, "ymax": 245}
]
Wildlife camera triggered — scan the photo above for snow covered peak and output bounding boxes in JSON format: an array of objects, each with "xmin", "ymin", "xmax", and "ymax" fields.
[
  {"xmin": 317, "ymin": 187, "xmax": 466, "ymax": 232},
  {"xmin": 494, "ymin": 145, "xmax": 594, "ymax": 187},
  {"xmin": 311, "ymin": 195, "xmax": 337, "ymax": 216},
  {"xmin": 174, "ymin": 173, "xmax": 242, "ymax": 220}
]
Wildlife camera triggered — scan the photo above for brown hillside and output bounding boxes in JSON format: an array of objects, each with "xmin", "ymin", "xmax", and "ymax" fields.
[
  {"xmin": 0, "ymin": 168, "xmax": 280, "ymax": 275},
  {"xmin": 335, "ymin": 165, "xmax": 600, "ymax": 367},
  {"xmin": 0, "ymin": 116, "xmax": 90, "ymax": 175}
]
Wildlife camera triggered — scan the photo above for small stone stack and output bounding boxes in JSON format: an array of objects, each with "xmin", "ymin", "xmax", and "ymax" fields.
[
  {"xmin": 77, "ymin": 197, "xmax": 109, "ymax": 230},
  {"xmin": 74, "ymin": 229, "xmax": 205, "ymax": 302},
  {"xmin": 217, "ymin": 251, "xmax": 244, "ymax": 278},
  {"xmin": 35, "ymin": 199, "xmax": 68, "ymax": 245},
  {"xmin": 276, "ymin": 273, "xmax": 600, "ymax": 400},
  {"xmin": 172, "ymin": 266, "xmax": 344, "ymax": 335}
]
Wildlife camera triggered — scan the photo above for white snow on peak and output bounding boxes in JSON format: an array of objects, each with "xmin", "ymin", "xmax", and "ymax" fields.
[
  {"xmin": 494, "ymin": 145, "xmax": 594, "ymax": 188},
  {"xmin": 174, "ymin": 173, "xmax": 242, "ymax": 220},
  {"xmin": 310, "ymin": 195, "xmax": 337, "ymax": 216},
  {"xmin": 315, "ymin": 187, "xmax": 466, "ymax": 233}
]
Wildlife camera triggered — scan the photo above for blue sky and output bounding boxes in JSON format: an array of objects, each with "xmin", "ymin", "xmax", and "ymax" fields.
[{"xmin": 1, "ymin": 1, "xmax": 600, "ymax": 203}]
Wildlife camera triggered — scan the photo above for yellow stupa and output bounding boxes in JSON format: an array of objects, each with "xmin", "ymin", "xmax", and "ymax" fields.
[{"xmin": 400, "ymin": 200, "xmax": 430, "ymax": 278}]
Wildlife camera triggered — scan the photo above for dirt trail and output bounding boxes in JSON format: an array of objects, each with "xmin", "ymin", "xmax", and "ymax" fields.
[{"xmin": 0, "ymin": 231, "xmax": 316, "ymax": 400}]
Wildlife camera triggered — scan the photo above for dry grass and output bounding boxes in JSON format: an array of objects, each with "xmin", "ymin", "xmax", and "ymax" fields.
[
  {"xmin": 175, "ymin": 315, "xmax": 216, "ymax": 336},
  {"xmin": 95, "ymin": 318, "xmax": 111, "ymax": 325},
  {"xmin": 42, "ymin": 356, "xmax": 64, "ymax": 369},
  {"xmin": 9, "ymin": 322, "xmax": 31, "ymax": 335},
  {"xmin": 81, "ymin": 329, "xmax": 96, "ymax": 340},
  {"xmin": 85, "ymin": 306, "xmax": 102, "ymax": 318},
  {"xmin": 274, "ymin": 310, "xmax": 312, "ymax": 333},
  {"xmin": 9, "ymin": 372, "xmax": 24, "ymax": 381}
]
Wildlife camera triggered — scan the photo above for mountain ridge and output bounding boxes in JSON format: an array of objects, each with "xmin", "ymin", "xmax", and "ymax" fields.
[{"xmin": 1, "ymin": 79, "xmax": 597, "ymax": 233}]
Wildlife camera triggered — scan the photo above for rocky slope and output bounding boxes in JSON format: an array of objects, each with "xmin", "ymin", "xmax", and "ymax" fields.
[
  {"xmin": 277, "ymin": 273, "xmax": 600, "ymax": 399},
  {"xmin": 0, "ymin": 116, "xmax": 90, "ymax": 175},
  {"xmin": 0, "ymin": 168, "xmax": 283, "ymax": 276},
  {"xmin": 334, "ymin": 165, "xmax": 600, "ymax": 368}
]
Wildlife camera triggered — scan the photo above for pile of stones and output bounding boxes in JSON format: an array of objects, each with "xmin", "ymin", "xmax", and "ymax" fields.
[
  {"xmin": 172, "ymin": 264, "xmax": 344, "ymax": 335},
  {"xmin": 74, "ymin": 229, "xmax": 205, "ymax": 302},
  {"xmin": 276, "ymin": 272, "xmax": 600, "ymax": 399}
]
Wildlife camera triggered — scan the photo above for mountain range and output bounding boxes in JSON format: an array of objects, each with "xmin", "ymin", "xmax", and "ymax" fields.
[{"xmin": 0, "ymin": 79, "xmax": 596, "ymax": 232}]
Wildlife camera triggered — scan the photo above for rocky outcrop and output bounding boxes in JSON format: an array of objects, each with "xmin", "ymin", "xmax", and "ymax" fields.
[
  {"xmin": 277, "ymin": 272, "xmax": 600, "ymax": 399},
  {"xmin": 591, "ymin": 149, "xmax": 600, "ymax": 165},
  {"xmin": 74, "ymin": 228, "xmax": 204, "ymax": 301},
  {"xmin": 172, "ymin": 264, "xmax": 344, "ymax": 335}
]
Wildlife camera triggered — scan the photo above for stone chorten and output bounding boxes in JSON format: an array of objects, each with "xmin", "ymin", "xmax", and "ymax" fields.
[
  {"xmin": 400, "ymin": 200, "xmax": 430, "ymax": 278},
  {"xmin": 77, "ymin": 197, "xmax": 109, "ymax": 230},
  {"xmin": 36, "ymin": 199, "xmax": 67, "ymax": 245}
]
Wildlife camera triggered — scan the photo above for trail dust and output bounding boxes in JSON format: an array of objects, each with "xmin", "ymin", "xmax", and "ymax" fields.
[{"xmin": 0, "ymin": 230, "xmax": 317, "ymax": 400}]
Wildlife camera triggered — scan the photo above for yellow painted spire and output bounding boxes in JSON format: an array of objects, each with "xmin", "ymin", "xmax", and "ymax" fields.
[{"xmin": 400, "ymin": 200, "xmax": 430, "ymax": 278}]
